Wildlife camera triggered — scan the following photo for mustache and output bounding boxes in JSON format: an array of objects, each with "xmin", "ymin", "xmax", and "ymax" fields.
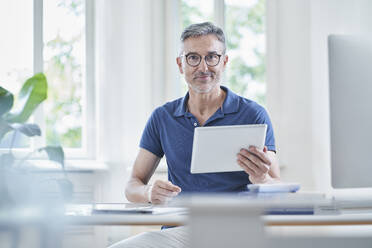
[{"xmin": 194, "ymin": 72, "xmax": 214, "ymax": 78}]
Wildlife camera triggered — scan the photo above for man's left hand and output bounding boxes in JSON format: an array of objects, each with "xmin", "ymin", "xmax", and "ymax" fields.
[{"xmin": 237, "ymin": 146, "xmax": 274, "ymax": 184}]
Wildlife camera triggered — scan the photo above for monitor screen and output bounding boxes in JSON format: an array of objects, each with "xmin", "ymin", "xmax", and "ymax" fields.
[{"xmin": 328, "ymin": 35, "xmax": 372, "ymax": 188}]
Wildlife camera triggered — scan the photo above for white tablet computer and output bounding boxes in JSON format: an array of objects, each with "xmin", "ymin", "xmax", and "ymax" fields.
[{"xmin": 190, "ymin": 124, "xmax": 267, "ymax": 174}]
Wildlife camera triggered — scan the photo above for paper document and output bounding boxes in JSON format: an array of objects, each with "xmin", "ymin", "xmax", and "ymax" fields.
[
  {"xmin": 92, "ymin": 203, "xmax": 153, "ymax": 214},
  {"xmin": 151, "ymin": 207, "xmax": 188, "ymax": 215},
  {"xmin": 248, "ymin": 183, "xmax": 301, "ymax": 193}
]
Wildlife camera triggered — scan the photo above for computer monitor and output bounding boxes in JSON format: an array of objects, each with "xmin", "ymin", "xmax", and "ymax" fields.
[{"xmin": 328, "ymin": 35, "xmax": 372, "ymax": 188}]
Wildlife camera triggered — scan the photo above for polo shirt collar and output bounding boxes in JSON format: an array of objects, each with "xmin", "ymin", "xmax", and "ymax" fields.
[
  {"xmin": 221, "ymin": 86, "xmax": 240, "ymax": 114},
  {"xmin": 173, "ymin": 92, "xmax": 189, "ymax": 117},
  {"xmin": 173, "ymin": 86, "xmax": 240, "ymax": 117}
]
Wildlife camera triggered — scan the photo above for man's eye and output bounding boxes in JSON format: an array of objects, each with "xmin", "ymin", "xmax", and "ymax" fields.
[
  {"xmin": 188, "ymin": 55, "xmax": 199, "ymax": 61},
  {"xmin": 206, "ymin": 55, "xmax": 218, "ymax": 61}
]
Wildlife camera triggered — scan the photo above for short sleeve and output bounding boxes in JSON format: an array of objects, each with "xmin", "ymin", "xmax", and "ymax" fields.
[
  {"xmin": 256, "ymin": 108, "xmax": 276, "ymax": 152},
  {"xmin": 139, "ymin": 108, "xmax": 164, "ymax": 158}
]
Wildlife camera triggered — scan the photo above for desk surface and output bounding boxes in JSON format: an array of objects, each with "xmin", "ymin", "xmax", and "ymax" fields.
[
  {"xmin": 1, "ymin": 204, "xmax": 372, "ymax": 227},
  {"xmin": 63, "ymin": 213, "xmax": 372, "ymax": 226},
  {"xmin": 64, "ymin": 204, "xmax": 372, "ymax": 226},
  {"xmin": 263, "ymin": 214, "xmax": 372, "ymax": 226},
  {"xmin": 66, "ymin": 202, "xmax": 372, "ymax": 226}
]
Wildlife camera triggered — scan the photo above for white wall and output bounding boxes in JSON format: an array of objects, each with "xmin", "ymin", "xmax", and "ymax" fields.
[
  {"xmin": 95, "ymin": 0, "xmax": 182, "ymax": 202},
  {"xmin": 266, "ymin": 0, "xmax": 372, "ymax": 191},
  {"xmin": 266, "ymin": 0, "xmax": 313, "ymax": 189},
  {"xmin": 95, "ymin": 0, "xmax": 153, "ymax": 202},
  {"xmin": 94, "ymin": 0, "xmax": 156, "ymax": 243}
]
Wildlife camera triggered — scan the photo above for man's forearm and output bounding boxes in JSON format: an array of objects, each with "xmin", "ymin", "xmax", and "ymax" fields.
[{"xmin": 125, "ymin": 179, "xmax": 150, "ymax": 203}]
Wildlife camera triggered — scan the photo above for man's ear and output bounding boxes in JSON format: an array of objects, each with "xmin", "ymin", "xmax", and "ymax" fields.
[
  {"xmin": 176, "ymin": 57, "xmax": 184, "ymax": 74},
  {"xmin": 223, "ymin": 54, "xmax": 229, "ymax": 67}
]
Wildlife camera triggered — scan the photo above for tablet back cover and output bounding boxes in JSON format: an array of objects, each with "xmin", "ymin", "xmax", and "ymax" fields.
[{"xmin": 190, "ymin": 124, "xmax": 267, "ymax": 173}]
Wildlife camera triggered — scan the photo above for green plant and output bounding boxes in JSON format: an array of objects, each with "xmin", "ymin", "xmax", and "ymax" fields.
[{"xmin": 0, "ymin": 73, "xmax": 73, "ymax": 207}]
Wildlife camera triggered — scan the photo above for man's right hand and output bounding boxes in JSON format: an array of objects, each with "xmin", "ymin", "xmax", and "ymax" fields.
[{"xmin": 146, "ymin": 180, "xmax": 182, "ymax": 204}]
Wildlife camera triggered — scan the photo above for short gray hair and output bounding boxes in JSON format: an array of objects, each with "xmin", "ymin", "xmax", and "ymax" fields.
[{"xmin": 180, "ymin": 22, "xmax": 226, "ymax": 54}]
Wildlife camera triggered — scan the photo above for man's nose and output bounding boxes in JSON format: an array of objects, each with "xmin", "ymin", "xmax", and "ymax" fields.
[{"xmin": 198, "ymin": 58, "xmax": 209, "ymax": 72}]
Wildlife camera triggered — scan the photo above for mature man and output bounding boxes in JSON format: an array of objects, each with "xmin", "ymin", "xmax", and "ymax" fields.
[{"xmin": 109, "ymin": 22, "xmax": 280, "ymax": 248}]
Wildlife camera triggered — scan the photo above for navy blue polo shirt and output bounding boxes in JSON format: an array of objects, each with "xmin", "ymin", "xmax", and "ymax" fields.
[{"xmin": 139, "ymin": 86, "xmax": 276, "ymax": 193}]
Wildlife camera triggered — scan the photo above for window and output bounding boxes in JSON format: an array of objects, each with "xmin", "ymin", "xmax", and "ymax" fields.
[
  {"xmin": 180, "ymin": 0, "xmax": 214, "ymax": 28},
  {"xmin": 43, "ymin": 0, "xmax": 85, "ymax": 148},
  {"xmin": 180, "ymin": 0, "xmax": 266, "ymax": 106},
  {"xmin": 0, "ymin": 0, "xmax": 95, "ymax": 158},
  {"xmin": 0, "ymin": 1, "xmax": 33, "ymax": 149}
]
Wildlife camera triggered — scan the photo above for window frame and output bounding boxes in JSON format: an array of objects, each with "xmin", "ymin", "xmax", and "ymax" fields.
[{"xmin": 0, "ymin": 0, "xmax": 96, "ymax": 160}]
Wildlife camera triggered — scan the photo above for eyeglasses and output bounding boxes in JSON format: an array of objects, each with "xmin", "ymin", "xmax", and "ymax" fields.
[{"xmin": 182, "ymin": 52, "xmax": 223, "ymax": 67}]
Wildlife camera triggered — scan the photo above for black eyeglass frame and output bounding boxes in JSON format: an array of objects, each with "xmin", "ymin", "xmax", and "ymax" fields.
[{"xmin": 182, "ymin": 52, "xmax": 223, "ymax": 67}]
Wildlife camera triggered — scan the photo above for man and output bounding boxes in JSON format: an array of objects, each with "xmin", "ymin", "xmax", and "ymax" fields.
[{"xmin": 109, "ymin": 22, "xmax": 280, "ymax": 248}]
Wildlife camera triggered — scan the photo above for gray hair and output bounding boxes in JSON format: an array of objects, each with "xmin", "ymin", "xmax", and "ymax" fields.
[{"xmin": 180, "ymin": 22, "xmax": 226, "ymax": 54}]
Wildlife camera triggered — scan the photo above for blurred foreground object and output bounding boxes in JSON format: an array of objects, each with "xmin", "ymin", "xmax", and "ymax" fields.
[{"xmin": 0, "ymin": 73, "xmax": 73, "ymax": 209}]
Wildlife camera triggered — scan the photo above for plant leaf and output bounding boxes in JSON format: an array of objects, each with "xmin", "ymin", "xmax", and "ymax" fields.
[
  {"xmin": 0, "ymin": 87, "xmax": 14, "ymax": 117},
  {"xmin": 0, "ymin": 118, "xmax": 13, "ymax": 142},
  {"xmin": 11, "ymin": 123, "xmax": 41, "ymax": 137},
  {"xmin": 4, "ymin": 73, "xmax": 47, "ymax": 123},
  {"xmin": 38, "ymin": 146, "xmax": 65, "ymax": 169}
]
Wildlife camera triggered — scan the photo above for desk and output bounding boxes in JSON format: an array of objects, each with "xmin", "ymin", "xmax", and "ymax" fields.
[
  {"xmin": 64, "ymin": 214, "xmax": 187, "ymax": 226},
  {"xmin": 184, "ymin": 197, "xmax": 372, "ymax": 248},
  {"xmin": 2, "ymin": 204, "xmax": 372, "ymax": 227},
  {"xmin": 263, "ymin": 214, "xmax": 372, "ymax": 226},
  {"xmin": 2, "ymin": 203, "xmax": 372, "ymax": 248},
  {"xmin": 63, "ymin": 212, "xmax": 372, "ymax": 226},
  {"xmin": 61, "ymin": 203, "xmax": 372, "ymax": 226}
]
